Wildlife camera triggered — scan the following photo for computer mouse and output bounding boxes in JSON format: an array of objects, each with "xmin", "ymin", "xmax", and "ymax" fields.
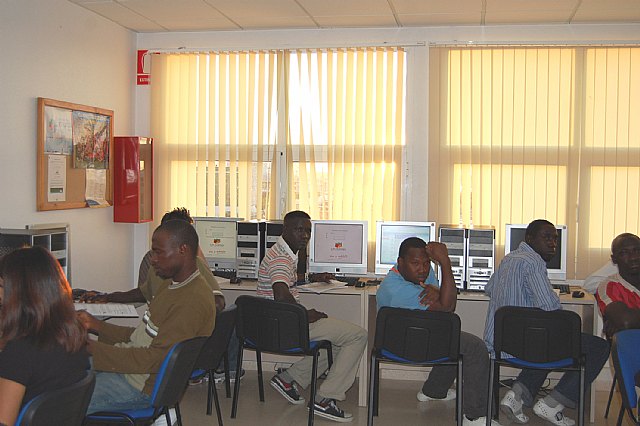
[
  {"xmin": 229, "ymin": 277, "xmax": 241, "ymax": 284},
  {"xmin": 355, "ymin": 281, "xmax": 365, "ymax": 288},
  {"xmin": 572, "ymin": 290, "xmax": 585, "ymax": 298}
]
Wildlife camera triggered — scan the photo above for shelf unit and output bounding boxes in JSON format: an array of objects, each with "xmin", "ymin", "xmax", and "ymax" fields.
[{"xmin": 0, "ymin": 227, "xmax": 69, "ymax": 278}]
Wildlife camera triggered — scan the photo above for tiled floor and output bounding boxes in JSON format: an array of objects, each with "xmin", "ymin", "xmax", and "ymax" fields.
[{"xmin": 176, "ymin": 374, "xmax": 627, "ymax": 425}]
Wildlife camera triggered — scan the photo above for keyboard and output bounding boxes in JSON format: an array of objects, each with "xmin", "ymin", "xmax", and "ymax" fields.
[
  {"xmin": 552, "ymin": 283, "xmax": 570, "ymax": 294},
  {"xmin": 213, "ymin": 269, "xmax": 237, "ymax": 280},
  {"xmin": 335, "ymin": 276, "xmax": 361, "ymax": 286}
]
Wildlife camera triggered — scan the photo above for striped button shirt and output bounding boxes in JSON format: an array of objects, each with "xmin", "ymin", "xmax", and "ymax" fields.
[
  {"xmin": 257, "ymin": 236, "xmax": 299, "ymax": 301},
  {"xmin": 483, "ymin": 241, "xmax": 562, "ymax": 356}
]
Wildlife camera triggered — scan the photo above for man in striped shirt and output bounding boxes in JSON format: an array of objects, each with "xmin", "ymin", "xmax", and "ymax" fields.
[
  {"xmin": 257, "ymin": 210, "xmax": 367, "ymax": 423},
  {"xmin": 484, "ymin": 219, "xmax": 609, "ymax": 426},
  {"xmin": 595, "ymin": 233, "xmax": 640, "ymax": 337}
]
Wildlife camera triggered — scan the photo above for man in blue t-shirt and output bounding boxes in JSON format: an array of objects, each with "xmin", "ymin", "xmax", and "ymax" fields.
[{"xmin": 377, "ymin": 237, "xmax": 498, "ymax": 426}]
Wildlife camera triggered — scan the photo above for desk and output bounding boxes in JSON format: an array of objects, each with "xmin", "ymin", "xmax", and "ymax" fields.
[{"xmin": 220, "ymin": 281, "xmax": 597, "ymax": 418}]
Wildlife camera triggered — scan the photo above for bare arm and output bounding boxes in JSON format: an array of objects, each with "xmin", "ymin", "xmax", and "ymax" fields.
[
  {"xmin": 0, "ymin": 378, "xmax": 25, "ymax": 426},
  {"xmin": 272, "ymin": 282, "xmax": 327, "ymax": 323},
  {"xmin": 604, "ymin": 302, "xmax": 640, "ymax": 337},
  {"xmin": 420, "ymin": 242, "xmax": 457, "ymax": 312}
]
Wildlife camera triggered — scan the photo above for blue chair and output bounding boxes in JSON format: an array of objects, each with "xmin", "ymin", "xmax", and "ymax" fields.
[
  {"xmin": 16, "ymin": 370, "xmax": 95, "ymax": 426},
  {"xmin": 611, "ymin": 329, "xmax": 640, "ymax": 425},
  {"xmin": 86, "ymin": 336, "xmax": 207, "ymax": 426},
  {"xmin": 367, "ymin": 307, "xmax": 463, "ymax": 426},
  {"xmin": 487, "ymin": 306, "xmax": 586, "ymax": 426},
  {"xmin": 191, "ymin": 305, "xmax": 238, "ymax": 425},
  {"xmin": 230, "ymin": 295, "xmax": 333, "ymax": 426}
]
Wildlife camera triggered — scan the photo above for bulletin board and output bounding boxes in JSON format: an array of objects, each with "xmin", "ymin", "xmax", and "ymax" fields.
[{"xmin": 37, "ymin": 98, "xmax": 114, "ymax": 211}]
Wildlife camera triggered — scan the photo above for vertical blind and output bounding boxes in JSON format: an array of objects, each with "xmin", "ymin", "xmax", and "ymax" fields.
[{"xmin": 429, "ymin": 46, "xmax": 640, "ymax": 278}]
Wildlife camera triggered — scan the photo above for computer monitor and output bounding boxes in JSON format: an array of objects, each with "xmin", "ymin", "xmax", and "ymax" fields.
[
  {"xmin": 193, "ymin": 217, "xmax": 241, "ymax": 271},
  {"xmin": 374, "ymin": 221, "xmax": 436, "ymax": 275},
  {"xmin": 504, "ymin": 223, "xmax": 568, "ymax": 281},
  {"xmin": 308, "ymin": 220, "xmax": 368, "ymax": 276}
]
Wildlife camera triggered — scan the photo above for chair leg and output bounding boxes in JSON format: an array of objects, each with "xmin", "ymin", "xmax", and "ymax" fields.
[
  {"xmin": 373, "ymin": 357, "xmax": 380, "ymax": 416},
  {"xmin": 605, "ymin": 373, "xmax": 617, "ymax": 418},
  {"xmin": 457, "ymin": 358, "xmax": 463, "ymax": 426},
  {"xmin": 578, "ymin": 365, "xmax": 585, "ymax": 426},
  {"xmin": 231, "ymin": 339, "xmax": 244, "ymax": 419},
  {"xmin": 367, "ymin": 353, "xmax": 377, "ymax": 426},
  {"xmin": 486, "ymin": 361, "xmax": 496, "ymax": 425},
  {"xmin": 223, "ymin": 351, "xmax": 231, "ymax": 398},
  {"xmin": 175, "ymin": 403, "xmax": 183, "ymax": 426},
  {"xmin": 212, "ymin": 377, "xmax": 224, "ymax": 426},
  {"xmin": 206, "ymin": 369, "xmax": 214, "ymax": 415},
  {"xmin": 257, "ymin": 350, "xmax": 265, "ymax": 402},
  {"xmin": 308, "ymin": 351, "xmax": 319, "ymax": 426},
  {"xmin": 616, "ymin": 404, "xmax": 624, "ymax": 426}
]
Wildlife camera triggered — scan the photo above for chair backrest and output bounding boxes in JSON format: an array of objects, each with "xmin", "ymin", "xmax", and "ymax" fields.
[
  {"xmin": 235, "ymin": 295, "xmax": 310, "ymax": 353},
  {"xmin": 194, "ymin": 304, "xmax": 238, "ymax": 370},
  {"xmin": 494, "ymin": 306, "xmax": 582, "ymax": 362},
  {"xmin": 150, "ymin": 336, "xmax": 207, "ymax": 408},
  {"xmin": 612, "ymin": 329, "xmax": 640, "ymax": 411},
  {"xmin": 374, "ymin": 307, "xmax": 461, "ymax": 363},
  {"xmin": 16, "ymin": 370, "xmax": 95, "ymax": 426}
]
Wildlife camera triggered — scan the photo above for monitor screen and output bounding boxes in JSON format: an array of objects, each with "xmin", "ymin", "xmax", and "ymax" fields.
[
  {"xmin": 308, "ymin": 220, "xmax": 368, "ymax": 275},
  {"xmin": 375, "ymin": 221, "xmax": 436, "ymax": 275},
  {"xmin": 504, "ymin": 223, "xmax": 568, "ymax": 281},
  {"xmin": 193, "ymin": 217, "xmax": 240, "ymax": 270}
]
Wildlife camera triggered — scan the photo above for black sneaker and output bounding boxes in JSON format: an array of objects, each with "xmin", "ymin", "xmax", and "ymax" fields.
[
  {"xmin": 312, "ymin": 398, "xmax": 353, "ymax": 423},
  {"xmin": 270, "ymin": 375, "xmax": 305, "ymax": 405},
  {"xmin": 213, "ymin": 369, "xmax": 245, "ymax": 384}
]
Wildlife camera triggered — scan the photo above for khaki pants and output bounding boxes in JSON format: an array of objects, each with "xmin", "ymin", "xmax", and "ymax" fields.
[{"xmin": 285, "ymin": 317, "xmax": 367, "ymax": 401}]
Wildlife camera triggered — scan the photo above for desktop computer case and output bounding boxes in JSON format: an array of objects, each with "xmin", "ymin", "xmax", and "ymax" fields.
[{"xmin": 438, "ymin": 226, "xmax": 467, "ymax": 290}]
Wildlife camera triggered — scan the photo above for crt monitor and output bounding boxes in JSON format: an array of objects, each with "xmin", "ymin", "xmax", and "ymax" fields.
[
  {"xmin": 308, "ymin": 220, "xmax": 368, "ymax": 276},
  {"xmin": 504, "ymin": 223, "xmax": 568, "ymax": 281},
  {"xmin": 375, "ymin": 221, "xmax": 436, "ymax": 275},
  {"xmin": 193, "ymin": 217, "xmax": 240, "ymax": 271}
]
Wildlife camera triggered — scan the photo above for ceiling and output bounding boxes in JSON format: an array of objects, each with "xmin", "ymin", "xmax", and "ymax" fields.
[{"xmin": 68, "ymin": 0, "xmax": 640, "ymax": 33}]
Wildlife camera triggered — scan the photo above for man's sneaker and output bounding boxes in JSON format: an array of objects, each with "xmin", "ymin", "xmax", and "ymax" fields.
[
  {"xmin": 270, "ymin": 375, "xmax": 305, "ymax": 405},
  {"xmin": 312, "ymin": 398, "xmax": 353, "ymax": 423},
  {"xmin": 500, "ymin": 390, "xmax": 529, "ymax": 424},
  {"xmin": 417, "ymin": 388, "xmax": 456, "ymax": 402},
  {"xmin": 533, "ymin": 399, "xmax": 575, "ymax": 426},
  {"xmin": 213, "ymin": 369, "xmax": 245, "ymax": 384},
  {"xmin": 463, "ymin": 416, "xmax": 502, "ymax": 426}
]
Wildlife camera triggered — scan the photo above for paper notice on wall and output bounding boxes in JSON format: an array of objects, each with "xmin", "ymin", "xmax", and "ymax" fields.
[
  {"xmin": 85, "ymin": 168, "xmax": 109, "ymax": 207},
  {"xmin": 47, "ymin": 154, "xmax": 66, "ymax": 202}
]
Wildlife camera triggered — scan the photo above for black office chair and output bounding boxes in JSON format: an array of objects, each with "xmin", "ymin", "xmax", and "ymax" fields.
[
  {"xmin": 231, "ymin": 295, "xmax": 333, "ymax": 426},
  {"xmin": 191, "ymin": 305, "xmax": 238, "ymax": 426},
  {"xmin": 367, "ymin": 307, "xmax": 463, "ymax": 426},
  {"xmin": 611, "ymin": 329, "xmax": 640, "ymax": 426},
  {"xmin": 15, "ymin": 370, "xmax": 95, "ymax": 426},
  {"xmin": 487, "ymin": 306, "xmax": 586, "ymax": 426},
  {"xmin": 86, "ymin": 336, "xmax": 207, "ymax": 426}
]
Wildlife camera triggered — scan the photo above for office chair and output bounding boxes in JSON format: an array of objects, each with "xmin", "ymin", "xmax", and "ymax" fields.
[
  {"xmin": 487, "ymin": 306, "xmax": 586, "ymax": 426},
  {"xmin": 86, "ymin": 336, "xmax": 207, "ymax": 426},
  {"xmin": 611, "ymin": 329, "xmax": 640, "ymax": 425},
  {"xmin": 230, "ymin": 295, "xmax": 333, "ymax": 426},
  {"xmin": 191, "ymin": 305, "xmax": 238, "ymax": 426},
  {"xmin": 367, "ymin": 307, "xmax": 463, "ymax": 426},
  {"xmin": 15, "ymin": 370, "xmax": 95, "ymax": 426}
]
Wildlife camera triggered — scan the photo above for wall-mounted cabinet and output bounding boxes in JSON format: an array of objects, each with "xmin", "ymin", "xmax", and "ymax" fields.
[{"xmin": 114, "ymin": 136, "xmax": 153, "ymax": 223}]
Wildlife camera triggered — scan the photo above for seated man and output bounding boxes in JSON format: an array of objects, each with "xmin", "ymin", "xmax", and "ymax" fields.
[
  {"xmin": 257, "ymin": 210, "xmax": 367, "ymax": 423},
  {"xmin": 376, "ymin": 237, "xmax": 499, "ymax": 426},
  {"xmin": 595, "ymin": 233, "xmax": 640, "ymax": 337},
  {"xmin": 484, "ymin": 219, "xmax": 609, "ymax": 426},
  {"xmin": 79, "ymin": 220, "xmax": 217, "ymax": 413}
]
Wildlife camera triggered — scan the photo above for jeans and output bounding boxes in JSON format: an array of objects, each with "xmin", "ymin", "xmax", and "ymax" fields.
[
  {"xmin": 422, "ymin": 331, "xmax": 491, "ymax": 419},
  {"xmin": 217, "ymin": 328, "xmax": 239, "ymax": 372},
  {"xmin": 88, "ymin": 371, "xmax": 152, "ymax": 413},
  {"xmin": 515, "ymin": 332, "xmax": 610, "ymax": 409}
]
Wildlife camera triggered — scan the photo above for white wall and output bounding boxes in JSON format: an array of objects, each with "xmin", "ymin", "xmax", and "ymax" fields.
[
  {"xmin": 136, "ymin": 24, "xmax": 640, "ymax": 221},
  {"xmin": 0, "ymin": 0, "xmax": 137, "ymax": 291}
]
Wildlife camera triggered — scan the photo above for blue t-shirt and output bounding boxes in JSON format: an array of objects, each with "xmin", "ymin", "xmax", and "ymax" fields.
[{"xmin": 376, "ymin": 264, "xmax": 438, "ymax": 311}]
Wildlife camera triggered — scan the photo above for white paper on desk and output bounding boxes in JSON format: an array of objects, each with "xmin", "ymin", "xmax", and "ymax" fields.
[
  {"xmin": 297, "ymin": 281, "xmax": 347, "ymax": 294},
  {"xmin": 74, "ymin": 303, "xmax": 139, "ymax": 317}
]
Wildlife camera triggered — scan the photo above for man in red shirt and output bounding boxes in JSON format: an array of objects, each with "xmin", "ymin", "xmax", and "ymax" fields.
[{"xmin": 595, "ymin": 233, "xmax": 640, "ymax": 337}]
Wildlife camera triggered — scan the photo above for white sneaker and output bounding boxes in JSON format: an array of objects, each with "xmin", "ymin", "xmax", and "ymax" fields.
[
  {"xmin": 463, "ymin": 416, "xmax": 502, "ymax": 426},
  {"xmin": 533, "ymin": 399, "xmax": 575, "ymax": 426},
  {"xmin": 417, "ymin": 388, "xmax": 456, "ymax": 402},
  {"xmin": 152, "ymin": 408, "xmax": 177, "ymax": 426},
  {"xmin": 500, "ymin": 390, "xmax": 529, "ymax": 424}
]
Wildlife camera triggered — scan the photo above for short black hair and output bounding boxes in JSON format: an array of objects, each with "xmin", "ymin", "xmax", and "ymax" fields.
[
  {"xmin": 283, "ymin": 210, "xmax": 311, "ymax": 225},
  {"xmin": 398, "ymin": 237, "xmax": 427, "ymax": 258},
  {"xmin": 155, "ymin": 219, "xmax": 199, "ymax": 257},
  {"xmin": 525, "ymin": 219, "xmax": 555, "ymax": 239},
  {"xmin": 161, "ymin": 207, "xmax": 193, "ymax": 225},
  {"xmin": 612, "ymin": 233, "xmax": 640, "ymax": 254}
]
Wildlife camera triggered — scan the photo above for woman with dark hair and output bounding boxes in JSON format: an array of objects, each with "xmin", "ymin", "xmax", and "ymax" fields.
[{"xmin": 0, "ymin": 246, "xmax": 90, "ymax": 425}]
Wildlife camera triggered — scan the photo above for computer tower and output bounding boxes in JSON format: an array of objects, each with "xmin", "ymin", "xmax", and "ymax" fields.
[
  {"xmin": 262, "ymin": 221, "xmax": 284, "ymax": 261},
  {"xmin": 236, "ymin": 221, "xmax": 261, "ymax": 279},
  {"xmin": 438, "ymin": 226, "xmax": 467, "ymax": 290},
  {"xmin": 466, "ymin": 227, "xmax": 495, "ymax": 291}
]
